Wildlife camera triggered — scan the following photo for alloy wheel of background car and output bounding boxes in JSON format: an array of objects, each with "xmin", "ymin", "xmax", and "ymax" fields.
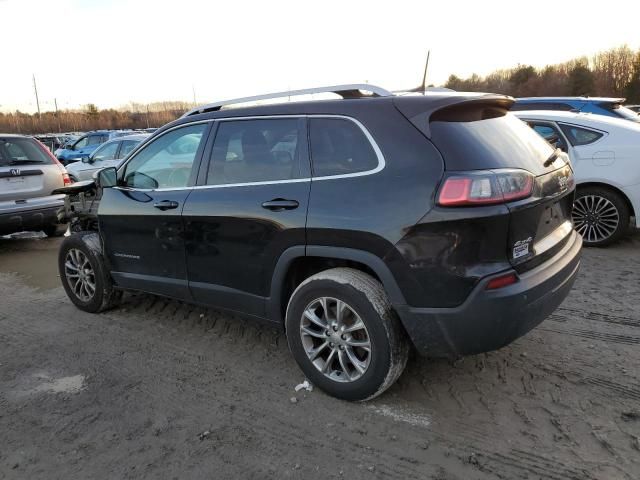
[
  {"xmin": 572, "ymin": 187, "xmax": 629, "ymax": 247},
  {"xmin": 300, "ymin": 296, "xmax": 372, "ymax": 383},
  {"xmin": 64, "ymin": 248, "xmax": 96, "ymax": 302}
]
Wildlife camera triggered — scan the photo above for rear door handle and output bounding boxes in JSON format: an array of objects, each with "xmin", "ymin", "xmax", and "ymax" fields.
[
  {"xmin": 153, "ymin": 200, "xmax": 179, "ymax": 211},
  {"xmin": 261, "ymin": 199, "xmax": 299, "ymax": 211}
]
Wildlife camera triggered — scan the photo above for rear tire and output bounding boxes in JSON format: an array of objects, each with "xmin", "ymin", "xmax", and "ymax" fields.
[
  {"xmin": 573, "ymin": 187, "xmax": 629, "ymax": 247},
  {"xmin": 58, "ymin": 232, "xmax": 121, "ymax": 312},
  {"xmin": 286, "ymin": 268, "xmax": 409, "ymax": 401}
]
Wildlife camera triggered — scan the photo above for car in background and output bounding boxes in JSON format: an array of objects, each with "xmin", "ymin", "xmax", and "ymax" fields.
[
  {"xmin": 66, "ymin": 133, "xmax": 149, "ymax": 181},
  {"xmin": 514, "ymin": 110, "xmax": 640, "ymax": 246},
  {"xmin": 0, "ymin": 134, "xmax": 70, "ymax": 237},
  {"xmin": 511, "ymin": 97, "xmax": 640, "ymax": 123},
  {"xmin": 55, "ymin": 130, "xmax": 135, "ymax": 165}
]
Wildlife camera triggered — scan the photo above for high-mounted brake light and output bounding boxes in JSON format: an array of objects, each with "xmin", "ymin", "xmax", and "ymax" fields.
[{"xmin": 437, "ymin": 169, "xmax": 534, "ymax": 207}]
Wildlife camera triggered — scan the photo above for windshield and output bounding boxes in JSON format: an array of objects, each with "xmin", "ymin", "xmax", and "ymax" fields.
[{"xmin": 0, "ymin": 138, "xmax": 52, "ymax": 166}]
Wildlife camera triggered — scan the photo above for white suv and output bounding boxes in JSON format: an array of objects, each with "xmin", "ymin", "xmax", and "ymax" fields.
[{"xmin": 515, "ymin": 110, "xmax": 640, "ymax": 246}]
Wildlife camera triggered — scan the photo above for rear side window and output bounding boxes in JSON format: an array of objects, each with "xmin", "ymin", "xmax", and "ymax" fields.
[
  {"xmin": 309, "ymin": 118, "xmax": 378, "ymax": 177},
  {"xmin": 88, "ymin": 135, "xmax": 104, "ymax": 146},
  {"xmin": 207, "ymin": 119, "xmax": 300, "ymax": 185},
  {"xmin": 0, "ymin": 138, "xmax": 51, "ymax": 166},
  {"xmin": 558, "ymin": 124, "xmax": 604, "ymax": 146}
]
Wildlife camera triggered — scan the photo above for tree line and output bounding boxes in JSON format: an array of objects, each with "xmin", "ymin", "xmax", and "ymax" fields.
[
  {"xmin": 444, "ymin": 45, "xmax": 640, "ymax": 101},
  {"xmin": 0, "ymin": 101, "xmax": 191, "ymax": 135}
]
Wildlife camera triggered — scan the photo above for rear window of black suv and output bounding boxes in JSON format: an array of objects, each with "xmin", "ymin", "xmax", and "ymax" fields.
[{"xmin": 309, "ymin": 117, "xmax": 378, "ymax": 177}]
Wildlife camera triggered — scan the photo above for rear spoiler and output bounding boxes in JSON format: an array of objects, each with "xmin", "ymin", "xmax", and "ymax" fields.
[{"xmin": 393, "ymin": 94, "xmax": 514, "ymax": 138}]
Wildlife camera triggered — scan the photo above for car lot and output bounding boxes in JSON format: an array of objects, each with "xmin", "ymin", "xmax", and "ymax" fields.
[{"xmin": 1, "ymin": 233, "xmax": 639, "ymax": 480}]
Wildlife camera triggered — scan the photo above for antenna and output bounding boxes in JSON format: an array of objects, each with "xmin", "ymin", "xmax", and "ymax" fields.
[{"xmin": 420, "ymin": 50, "xmax": 430, "ymax": 95}]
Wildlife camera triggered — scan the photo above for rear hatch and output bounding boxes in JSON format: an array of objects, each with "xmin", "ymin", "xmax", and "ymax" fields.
[
  {"xmin": 395, "ymin": 96, "xmax": 576, "ymax": 272},
  {"xmin": 0, "ymin": 137, "xmax": 64, "ymax": 202}
]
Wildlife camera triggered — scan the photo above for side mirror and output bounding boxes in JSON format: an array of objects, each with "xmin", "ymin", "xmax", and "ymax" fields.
[
  {"xmin": 67, "ymin": 144, "xmax": 75, "ymax": 151},
  {"xmin": 82, "ymin": 156, "xmax": 90, "ymax": 163},
  {"xmin": 95, "ymin": 167, "xmax": 117, "ymax": 188}
]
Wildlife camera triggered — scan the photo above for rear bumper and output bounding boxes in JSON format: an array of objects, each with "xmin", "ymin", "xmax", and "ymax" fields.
[
  {"xmin": 0, "ymin": 195, "xmax": 65, "ymax": 235},
  {"xmin": 395, "ymin": 230, "xmax": 582, "ymax": 358}
]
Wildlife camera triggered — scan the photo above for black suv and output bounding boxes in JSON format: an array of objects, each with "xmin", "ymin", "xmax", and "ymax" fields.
[{"xmin": 57, "ymin": 85, "xmax": 582, "ymax": 401}]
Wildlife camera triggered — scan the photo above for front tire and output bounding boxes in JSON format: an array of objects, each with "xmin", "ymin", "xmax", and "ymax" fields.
[
  {"xmin": 286, "ymin": 268, "xmax": 409, "ymax": 401},
  {"xmin": 573, "ymin": 187, "xmax": 630, "ymax": 247},
  {"xmin": 58, "ymin": 232, "xmax": 121, "ymax": 312}
]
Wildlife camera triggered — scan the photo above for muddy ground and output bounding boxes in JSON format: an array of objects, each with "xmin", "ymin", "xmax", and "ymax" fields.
[{"xmin": 1, "ymin": 232, "xmax": 639, "ymax": 480}]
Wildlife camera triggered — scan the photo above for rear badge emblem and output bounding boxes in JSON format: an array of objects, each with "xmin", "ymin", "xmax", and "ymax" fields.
[
  {"xmin": 10, "ymin": 169, "xmax": 21, "ymax": 176},
  {"xmin": 513, "ymin": 237, "xmax": 532, "ymax": 259}
]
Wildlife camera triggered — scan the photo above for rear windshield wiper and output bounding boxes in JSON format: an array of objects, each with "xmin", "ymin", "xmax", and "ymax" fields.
[
  {"xmin": 543, "ymin": 149, "xmax": 561, "ymax": 168},
  {"xmin": 7, "ymin": 160, "xmax": 45, "ymax": 165}
]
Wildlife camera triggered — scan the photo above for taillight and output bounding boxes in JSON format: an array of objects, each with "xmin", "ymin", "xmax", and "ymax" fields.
[
  {"xmin": 33, "ymin": 138, "xmax": 73, "ymax": 185},
  {"xmin": 437, "ymin": 169, "xmax": 534, "ymax": 207}
]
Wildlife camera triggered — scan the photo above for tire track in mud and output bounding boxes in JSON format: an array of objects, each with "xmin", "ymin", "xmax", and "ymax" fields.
[
  {"xmin": 539, "ymin": 326, "xmax": 640, "ymax": 346},
  {"xmin": 552, "ymin": 308, "xmax": 640, "ymax": 329}
]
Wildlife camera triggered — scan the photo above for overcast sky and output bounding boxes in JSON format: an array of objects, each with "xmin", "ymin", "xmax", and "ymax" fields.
[{"xmin": 1, "ymin": 0, "xmax": 639, "ymax": 113}]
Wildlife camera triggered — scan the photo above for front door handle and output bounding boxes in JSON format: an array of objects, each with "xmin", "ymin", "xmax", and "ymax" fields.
[
  {"xmin": 261, "ymin": 199, "xmax": 299, "ymax": 211},
  {"xmin": 154, "ymin": 200, "xmax": 179, "ymax": 211}
]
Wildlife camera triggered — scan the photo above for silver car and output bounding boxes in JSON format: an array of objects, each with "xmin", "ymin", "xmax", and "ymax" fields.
[
  {"xmin": 66, "ymin": 133, "xmax": 149, "ymax": 181},
  {"xmin": 0, "ymin": 135, "xmax": 70, "ymax": 237}
]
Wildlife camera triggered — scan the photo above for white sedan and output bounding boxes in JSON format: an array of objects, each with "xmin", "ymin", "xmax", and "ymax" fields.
[{"xmin": 514, "ymin": 110, "xmax": 640, "ymax": 246}]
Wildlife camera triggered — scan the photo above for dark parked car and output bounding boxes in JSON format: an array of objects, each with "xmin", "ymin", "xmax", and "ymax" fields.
[
  {"xmin": 511, "ymin": 97, "xmax": 640, "ymax": 122},
  {"xmin": 56, "ymin": 85, "xmax": 582, "ymax": 401}
]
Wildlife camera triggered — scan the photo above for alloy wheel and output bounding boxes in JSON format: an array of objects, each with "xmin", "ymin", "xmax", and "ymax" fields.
[
  {"xmin": 64, "ymin": 248, "xmax": 96, "ymax": 302},
  {"xmin": 573, "ymin": 195, "xmax": 620, "ymax": 244},
  {"xmin": 300, "ymin": 296, "xmax": 372, "ymax": 383}
]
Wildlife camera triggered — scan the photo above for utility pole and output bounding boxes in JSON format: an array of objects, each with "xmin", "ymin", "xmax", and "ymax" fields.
[
  {"xmin": 146, "ymin": 104, "xmax": 150, "ymax": 128},
  {"xmin": 54, "ymin": 98, "xmax": 61, "ymax": 132},
  {"xmin": 192, "ymin": 85, "xmax": 197, "ymax": 106},
  {"xmin": 32, "ymin": 74, "xmax": 41, "ymax": 117}
]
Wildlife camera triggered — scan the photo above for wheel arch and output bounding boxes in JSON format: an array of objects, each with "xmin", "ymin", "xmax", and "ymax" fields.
[
  {"xmin": 576, "ymin": 181, "xmax": 636, "ymax": 219},
  {"xmin": 267, "ymin": 246, "xmax": 406, "ymax": 324}
]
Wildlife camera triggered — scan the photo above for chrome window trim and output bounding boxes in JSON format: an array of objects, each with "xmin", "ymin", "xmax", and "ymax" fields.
[{"xmin": 117, "ymin": 114, "xmax": 385, "ymax": 193}]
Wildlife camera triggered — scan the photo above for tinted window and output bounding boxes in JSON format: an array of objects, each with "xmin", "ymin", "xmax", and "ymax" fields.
[
  {"xmin": 0, "ymin": 138, "xmax": 51, "ymax": 166},
  {"xmin": 207, "ymin": 119, "xmax": 300, "ymax": 185},
  {"xmin": 119, "ymin": 140, "xmax": 139, "ymax": 158},
  {"xmin": 529, "ymin": 122, "xmax": 568, "ymax": 152},
  {"xmin": 124, "ymin": 124, "xmax": 206, "ymax": 189},
  {"xmin": 92, "ymin": 141, "xmax": 119, "ymax": 161},
  {"xmin": 511, "ymin": 102, "xmax": 574, "ymax": 112},
  {"xmin": 430, "ymin": 112, "xmax": 556, "ymax": 175},
  {"xmin": 558, "ymin": 124, "xmax": 604, "ymax": 146},
  {"xmin": 309, "ymin": 118, "xmax": 377, "ymax": 177}
]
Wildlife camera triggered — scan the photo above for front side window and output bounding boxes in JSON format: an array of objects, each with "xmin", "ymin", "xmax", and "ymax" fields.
[
  {"xmin": 74, "ymin": 136, "xmax": 89, "ymax": 149},
  {"xmin": 92, "ymin": 141, "xmax": 119, "ymax": 161},
  {"xmin": 88, "ymin": 135, "xmax": 105, "ymax": 146},
  {"xmin": 207, "ymin": 119, "xmax": 300, "ymax": 185},
  {"xmin": 558, "ymin": 123, "xmax": 604, "ymax": 146},
  {"xmin": 309, "ymin": 118, "xmax": 378, "ymax": 177},
  {"xmin": 119, "ymin": 140, "xmax": 139, "ymax": 159},
  {"xmin": 123, "ymin": 123, "xmax": 206, "ymax": 189}
]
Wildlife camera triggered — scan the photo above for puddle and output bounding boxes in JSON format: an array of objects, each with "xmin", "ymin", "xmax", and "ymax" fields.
[{"xmin": 0, "ymin": 233, "xmax": 64, "ymax": 290}]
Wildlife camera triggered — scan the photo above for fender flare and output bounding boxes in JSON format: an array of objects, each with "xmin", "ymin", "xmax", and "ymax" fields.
[{"xmin": 266, "ymin": 245, "xmax": 406, "ymax": 323}]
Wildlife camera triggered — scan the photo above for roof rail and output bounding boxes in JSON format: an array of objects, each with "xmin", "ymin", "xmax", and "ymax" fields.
[{"xmin": 181, "ymin": 84, "xmax": 392, "ymax": 117}]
